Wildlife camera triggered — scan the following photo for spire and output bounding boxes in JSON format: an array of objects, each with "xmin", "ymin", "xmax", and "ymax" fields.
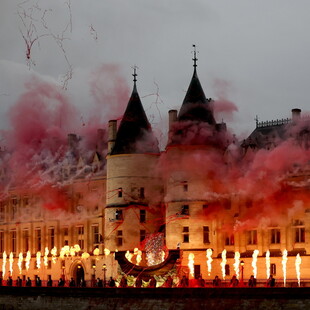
[
  {"xmin": 177, "ymin": 46, "xmax": 215, "ymax": 124},
  {"xmin": 110, "ymin": 68, "xmax": 159, "ymax": 155}
]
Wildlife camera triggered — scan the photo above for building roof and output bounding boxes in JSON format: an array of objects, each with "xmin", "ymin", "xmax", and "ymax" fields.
[
  {"xmin": 177, "ymin": 67, "xmax": 216, "ymax": 125},
  {"xmin": 111, "ymin": 81, "xmax": 159, "ymax": 155}
]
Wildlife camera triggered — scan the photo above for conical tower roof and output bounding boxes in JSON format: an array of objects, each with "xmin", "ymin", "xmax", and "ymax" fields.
[{"xmin": 111, "ymin": 71, "xmax": 159, "ymax": 155}]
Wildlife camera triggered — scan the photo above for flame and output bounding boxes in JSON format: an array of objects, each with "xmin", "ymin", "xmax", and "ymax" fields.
[
  {"xmin": 136, "ymin": 250, "xmax": 142, "ymax": 265},
  {"xmin": 133, "ymin": 248, "xmax": 139, "ymax": 255},
  {"xmin": 233, "ymin": 251, "xmax": 240, "ymax": 279},
  {"xmin": 252, "ymin": 249, "xmax": 259, "ymax": 278},
  {"xmin": 93, "ymin": 247, "xmax": 100, "ymax": 260},
  {"xmin": 9, "ymin": 252, "xmax": 14, "ymax": 276},
  {"xmin": 104, "ymin": 248, "xmax": 110, "ymax": 256},
  {"xmin": 125, "ymin": 250, "xmax": 133, "ymax": 262},
  {"xmin": 206, "ymin": 249, "xmax": 213, "ymax": 276},
  {"xmin": 220, "ymin": 249, "xmax": 227, "ymax": 280},
  {"xmin": 282, "ymin": 249, "xmax": 288, "ymax": 287},
  {"xmin": 81, "ymin": 252, "xmax": 90, "ymax": 260},
  {"xmin": 2, "ymin": 251, "xmax": 7, "ymax": 277},
  {"xmin": 161, "ymin": 250, "xmax": 165, "ymax": 263},
  {"xmin": 295, "ymin": 253, "xmax": 302, "ymax": 287},
  {"xmin": 36, "ymin": 251, "xmax": 41, "ymax": 269},
  {"xmin": 44, "ymin": 247, "xmax": 49, "ymax": 267},
  {"xmin": 266, "ymin": 250, "xmax": 270, "ymax": 280},
  {"xmin": 188, "ymin": 253, "xmax": 195, "ymax": 277},
  {"xmin": 17, "ymin": 252, "xmax": 23, "ymax": 274},
  {"xmin": 25, "ymin": 251, "xmax": 31, "ymax": 271},
  {"xmin": 51, "ymin": 247, "xmax": 57, "ymax": 264}
]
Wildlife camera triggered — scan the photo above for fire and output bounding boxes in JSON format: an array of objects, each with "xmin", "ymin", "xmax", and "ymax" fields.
[
  {"xmin": 81, "ymin": 252, "xmax": 90, "ymax": 259},
  {"xmin": 36, "ymin": 251, "xmax": 41, "ymax": 269},
  {"xmin": 125, "ymin": 250, "xmax": 133, "ymax": 262},
  {"xmin": 17, "ymin": 252, "xmax": 23, "ymax": 274},
  {"xmin": 206, "ymin": 248, "xmax": 213, "ymax": 276},
  {"xmin": 295, "ymin": 253, "xmax": 302, "ymax": 287},
  {"xmin": 25, "ymin": 251, "xmax": 31, "ymax": 271},
  {"xmin": 51, "ymin": 247, "xmax": 57, "ymax": 264},
  {"xmin": 136, "ymin": 250, "xmax": 142, "ymax": 265},
  {"xmin": 9, "ymin": 252, "xmax": 14, "ymax": 276},
  {"xmin": 2, "ymin": 251, "xmax": 7, "ymax": 277},
  {"xmin": 220, "ymin": 249, "xmax": 227, "ymax": 280},
  {"xmin": 104, "ymin": 248, "xmax": 110, "ymax": 256},
  {"xmin": 266, "ymin": 250, "xmax": 270, "ymax": 280},
  {"xmin": 44, "ymin": 247, "xmax": 49, "ymax": 267},
  {"xmin": 93, "ymin": 247, "xmax": 100, "ymax": 260},
  {"xmin": 282, "ymin": 249, "xmax": 288, "ymax": 287},
  {"xmin": 188, "ymin": 253, "xmax": 195, "ymax": 277},
  {"xmin": 252, "ymin": 249, "xmax": 259, "ymax": 278},
  {"xmin": 233, "ymin": 251, "xmax": 240, "ymax": 279}
]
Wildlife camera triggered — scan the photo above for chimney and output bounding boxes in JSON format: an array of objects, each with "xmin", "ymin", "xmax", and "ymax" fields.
[
  {"xmin": 108, "ymin": 120, "xmax": 117, "ymax": 154},
  {"xmin": 168, "ymin": 110, "xmax": 178, "ymax": 131},
  {"xmin": 292, "ymin": 108, "xmax": 301, "ymax": 124}
]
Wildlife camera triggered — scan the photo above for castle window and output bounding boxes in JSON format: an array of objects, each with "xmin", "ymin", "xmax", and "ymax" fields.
[
  {"xmin": 182, "ymin": 226, "xmax": 189, "ymax": 243},
  {"xmin": 23, "ymin": 229, "xmax": 29, "ymax": 252},
  {"xmin": 115, "ymin": 209, "xmax": 123, "ymax": 221},
  {"xmin": 117, "ymin": 230, "xmax": 123, "ymax": 246},
  {"xmin": 140, "ymin": 230, "xmax": 146, "ymax": 242},
  {"xmin": 181, "ymin": 205, "xmax": 189, "ymax": 216},
  {"xmin": 270, "ymin": 229, "xmax": 281, "ymax": 244},
  {"xmin": 183, "ymin": 181, "xmax": 188, "ymax": 192},
  {"xmin": 34, "ymin": 228, "xmax": 41, "ymax": 252},
  {"xmin": 92, "ymin": 225, "xmax": 100, "ymax": 246},
  {"xmin": 140, "ymin": 187, "xmax": 145, "ymax": 199},
  {"xmin": 225, "ymin": 234, "xmax": 234, "ymax": 246},
  {"xmin": 76, "ymin": 225, "xmax": 84, "ymax": 250},
  {"xmin": 10, "ymin": 230, "xmax": 16, "ymax": 253},
  {"xmin": 48, "ymin": 227, "xmax": 55, "ymax": 249},
  {"xmin": 247, "ymin": 230, "xmax": 257, "ymax": 245},
  {"xmin": 0, "ymin": 231, "xmax": 4, "ymax": 254},
  {"xmin": 140, "ymin": 210, "xmax": 146, "ymax": 223},
  {"xmin": 293, "ymin": 220, "xmax": 305, "ymax": 243},
  {"xmin": 118, "ymin": 188, "xmax": 123, "ymax": 198},
  {"xmin": 203, "ymin": 226, "xmax": 210, "ymax": 244},
  {"xmin": 225, "ymin": 264, "xmax": 230, "ymax": 276}
]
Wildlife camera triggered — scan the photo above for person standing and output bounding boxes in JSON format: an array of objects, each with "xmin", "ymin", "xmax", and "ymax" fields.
[
  {"xmin": 267, "ymin": 275, "xmax": 276, "ymax": 287},
  {"xmin": 108, "ymin": 277, "xmax": 116, "ymax": 288},
  {"xmin": 248, "ymin": 275, "xmax": 257, "ymax": 287},
  {"xmin": 213, "ymin": 275, "xmax": 221, "ymax": 287},
  {"xmin": 26, "ymin": 277, "xmax": 32, "ymax": 287}
]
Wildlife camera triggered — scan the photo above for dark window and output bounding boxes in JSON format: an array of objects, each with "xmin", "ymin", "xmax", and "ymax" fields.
[
  {"xmin": 183, "ymin": 226, "xmax": 189, "ymax": 243},
  {"xmin": 140, "ymin": 210, "xmax": 146, "ymax": 223},
  {"xmin": 271, "ymin": 229, "xmax": 281, "ymax": 244},
  {"xmin": 203, "ymin": 226, "xmax": 210, "ymax": 244},
  {"xmin": 35, "ymin": 228, "xmax": 41, "ymax": 252},
  {"xmin": 92, "ymin": 225, "xmax": 100, "ymax": 245},
  {"xmin": 23, "ymin": 229, "xmax": 29, "ymax": 252},
  {"xmin": 140, "ymin": 187, "xmax": 145, "ymax": 199},
  {"xmin": 295, "ymin": 227, "xmax": 305, "ymax": 243},
  {"xmin": 115, "ymin": 210, "xmax": 123, "ymax": 221},
  {"xmin": 117, "ymin": 230, "xmax": 123, "ymax": 246},
  {"xmin": 183, "ymin": 181, "xmax": 188, "ymax": 192},
  {"xmin": 140, "ymin": 230, "xmax": 146, "ymax": 242},
  {"xmin": 225, "ymin": 234, "xmax": 234, "ymax": 246},
  {"xmin": 118, "ymin": 188, "xmax": 122, "ymax": 198},
  {"xmin": 194, "ymin": 265, "xmax": 201, "ymax": 279},
  {"xmin": 181, "ymin": 205, "xmax": 189, "ymax": 215},
  {"xmin": 225, "ymin": 264, "xmax": 230, "ymax": 276},
  {"xmin": 247, "ymin": 230, "xmax": 257, "ymax": 245}
]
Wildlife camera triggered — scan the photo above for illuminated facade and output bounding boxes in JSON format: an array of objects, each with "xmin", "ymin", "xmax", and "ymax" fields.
[{"xmin": 0, "ymin": 57, "xmax": 309, "ymax": 286}]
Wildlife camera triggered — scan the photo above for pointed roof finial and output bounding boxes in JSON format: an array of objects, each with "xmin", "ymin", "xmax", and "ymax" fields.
[
  {"xmin": 192, "ymin": 44, "xmax": 198, "ymax": 68},
  {"xmin": 132, "ymin": 65, "xmax": 138, "ymax": 83}
]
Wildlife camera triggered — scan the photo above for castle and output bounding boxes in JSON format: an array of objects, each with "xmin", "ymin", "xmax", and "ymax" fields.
[{"xmin": 0, "ymin": 51, "xmax": 309, "ymax": 286}]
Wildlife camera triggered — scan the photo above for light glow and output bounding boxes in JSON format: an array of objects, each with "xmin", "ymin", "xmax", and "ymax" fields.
[
  {"xmin": 252, "ymin": 249, "xmax": 259, "ymax": 278},
  {"xmin": 206, "ymin": 248, "xmax": 213, "ymax": 276}
]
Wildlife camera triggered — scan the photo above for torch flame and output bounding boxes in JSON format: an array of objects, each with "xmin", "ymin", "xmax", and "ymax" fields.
[
  {"xmin": 233, "ymin": 251, "xmax": 240, "ymax": 279},
  {"xmin": 104, "ymin": 248, "xmax": 110, "ymax": 256},
  {"xmin": 206, "ymin": 249, "xmax": 213, "ymax": 276},
  {"xmin": 252, "ymin": 249, "xmax": 259, "ymax": 278},
  {"xmin": 93, "ymin": 247, "xmax": 100, "ymax": 260},
  {"xmin": 282, "ymin": 249, "xmax": 288, "ymax": 287},
  {"xmin": 188, "ymin": 253, "xmax": 195, "ymax": 277},
  {"xmin": 18, "ymin": 252, "xmax": 23, "ymax": 274},
  {"xmin": 295, "ymin": 253, "xmax": 302, "ymax": 287},
  {"xmin": 81, "ymin": 252, "xmax": 90, "ymax": 260},
  {"xmin": 9, "ymin": 252, "xmax": 14, "ymax": 276},
  {"xmin": 44, "ymin": 247, "xmax": 49, "ymax": 267},
  {"xmin": 2, "ymin": 251, "xmax": 6, "ymax": 277},
  {"xmin": 136, "ymin": 250, "xmax": 142, "ymax": 265},
  {"xmin": 220, "ymin": 249, "xmax": 227, "ymax": 280},
  {"xmin": 125, "ymin": 250, "xmax": 133, "ymax": 263},
  {"xmin": 36, "ymin": 251, "xmax": 41, "ymax": 269},
  {"xmin": 51, "ymin": 247, "xmax": 57, "ymax": 264},
  {"xmin": 266, "ymin": 250, "xmax": 270, "ymax": 280},
  {"xmin": 25, "ymin": 251, "xmax": 31, "ymax": 271}
]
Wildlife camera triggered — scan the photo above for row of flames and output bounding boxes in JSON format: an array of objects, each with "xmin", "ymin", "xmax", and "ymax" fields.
[
  {"xmin": 1, "ymin": 245, "xmax": 112, "ymax": 278},
  {"xmin": 187, "ymin": 249, "xmax": 302, "ymax": 286}
]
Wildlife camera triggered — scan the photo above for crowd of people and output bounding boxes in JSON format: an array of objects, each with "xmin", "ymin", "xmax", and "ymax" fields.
[{"xmin": 0, "ymin": 274, "xmax": 277, "ymax": 288}]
